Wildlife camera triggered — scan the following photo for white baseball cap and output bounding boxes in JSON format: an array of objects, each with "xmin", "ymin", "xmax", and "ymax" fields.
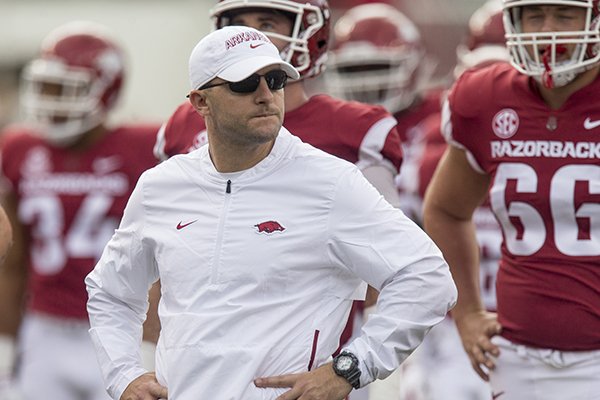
[{"xmin": 189, "ymin": 26, "xmax": 300, "ymax": 90}]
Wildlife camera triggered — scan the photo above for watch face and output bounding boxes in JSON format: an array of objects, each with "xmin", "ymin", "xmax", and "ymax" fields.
[{"xmin": 336, "ymin": 355, "xmax": 353, "ymax": 371}]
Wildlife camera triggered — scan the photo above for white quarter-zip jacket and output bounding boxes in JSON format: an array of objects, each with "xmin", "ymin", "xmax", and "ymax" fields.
[{"xmin": 86, "ymin": 128, "xmax": 456, "ymax": 400}]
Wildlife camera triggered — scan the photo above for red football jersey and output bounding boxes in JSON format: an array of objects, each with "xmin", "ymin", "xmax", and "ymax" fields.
[
  {"xmin": 393, "ymin": 89, "xmax": 444, "ymax": 220},
  {"xmin": 416, "ymin": 112, "xmax": 445, "ymax": 200},
  {"xmin": 393, "ymin": 88, "xmax": 444, "ymax": 146},
  {"xmin": 154, "ymin": 94, "xmax": 403, "ymax": 173},
  {"xmin": 0, "ymin": 124, "xmax": 159, "ymax": 320},
  {"xmin": 445, "ymin": 62, "xmax": 600, "ymax": 350}
]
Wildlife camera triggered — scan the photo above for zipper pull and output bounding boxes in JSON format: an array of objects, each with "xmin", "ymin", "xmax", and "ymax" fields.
[{"xmin": 226, "ymin": 180, "xmax": 231, "ymax": 194}]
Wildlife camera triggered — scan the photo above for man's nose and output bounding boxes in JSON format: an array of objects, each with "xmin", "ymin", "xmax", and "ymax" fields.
[
  {"xmin": 254, "ymin": 77, "xmax": 275, "ymax": 103},
  {"xmin": 539, "ymin": 15, "xmax": 557, "ymax": 33}
]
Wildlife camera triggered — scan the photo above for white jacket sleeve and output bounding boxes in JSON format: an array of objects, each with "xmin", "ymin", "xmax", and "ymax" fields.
[
  {"xmin": 360, "ymin": 164, "xmax": 402, "ymax": 209},
  {"xmin": 85, "ymin": 173, "xmax": 159, "ymax": 399},
  {"xmin": 327, "ymin": 167, "xmax": 457, "ymax": 387}
]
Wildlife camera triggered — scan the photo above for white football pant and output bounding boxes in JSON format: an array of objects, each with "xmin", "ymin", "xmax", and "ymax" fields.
[
  {"xmin": 17, "ymin": 313, "xmax": 111, "ymax": 400},
  {"xmin": 490, "ymin": 336, "xmax": 600, "ymax": 400}
]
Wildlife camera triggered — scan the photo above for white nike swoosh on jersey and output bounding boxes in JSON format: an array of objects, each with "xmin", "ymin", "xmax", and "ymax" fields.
[{"xmin": 583, "ymin": 117, "xmax": 600, "ymax": 130}]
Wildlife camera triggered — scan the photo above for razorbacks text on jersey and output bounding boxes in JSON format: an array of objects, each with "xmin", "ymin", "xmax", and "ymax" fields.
[
  {"xmin": 0, "ymin": 124, "xmax": 158, "ymax": 319},
  {"xmin": 444, "ymin": 62, "xmax": 600, "ymax": 351},
  {"xmin": 154, "ymin": 94, "xmax": 403, "ymax": 175}
]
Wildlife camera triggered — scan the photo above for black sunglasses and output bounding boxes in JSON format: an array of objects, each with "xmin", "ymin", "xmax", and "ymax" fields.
[{"xmin": 198, "ymin": 69, "xmax": 288, "ymax": 94}]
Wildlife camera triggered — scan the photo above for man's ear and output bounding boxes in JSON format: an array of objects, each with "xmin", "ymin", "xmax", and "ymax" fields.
[{"xmin": 189, "ymin": 90, "xmax": 209, "ymax": 117}]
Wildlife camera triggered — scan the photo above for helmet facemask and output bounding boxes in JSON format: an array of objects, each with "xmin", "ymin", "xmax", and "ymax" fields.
[
  {"xmin": 327, "ymin": 43, "xmax": 423, "ymax": 112},
  {"xmin": 503, "ymin": 0, "xmax": 600, "ymax": 88},
  {"xmin": 21, "ymin": 58, "xmax": 107, "ymax": 146}
]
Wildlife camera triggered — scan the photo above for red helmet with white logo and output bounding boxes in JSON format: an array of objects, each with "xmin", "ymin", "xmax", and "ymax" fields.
[
  {"xmin": 503, "ymin": 0, "xmax": 600, "ymax": 88},
  {"xmin": 326, "ymin": 3, "xmax": 426, "ymax": 113},
  {"xmin": 210, "ymin": 0, "xmax": 330, "ymax": 79},
  {"xmin": 20, "ymin": 21, "xmax": 125, "ymax": 145},
  {"xmin": 455, "ymin": 0, "xmax": 509, "ymax": 77}
]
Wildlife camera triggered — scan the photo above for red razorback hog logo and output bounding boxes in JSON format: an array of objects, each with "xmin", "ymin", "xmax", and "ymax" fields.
[{"xmin": 254, "ymin": 220, "xmax": 285, "ymax": 234}]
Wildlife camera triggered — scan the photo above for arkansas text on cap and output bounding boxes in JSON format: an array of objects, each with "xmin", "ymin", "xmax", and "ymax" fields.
[{"xmin": 188, "ymin": 26, "xmax": 300, "ymax": 90}]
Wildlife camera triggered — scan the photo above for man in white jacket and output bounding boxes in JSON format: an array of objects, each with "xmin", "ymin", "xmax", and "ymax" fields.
[{"xmin": 85, "ymin": 26, "xmax": 457, "ymax": 400}]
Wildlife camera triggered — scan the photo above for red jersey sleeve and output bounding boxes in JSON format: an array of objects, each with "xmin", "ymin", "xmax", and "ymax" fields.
[
  {"xmin": 154, "ymin": 102, "xmax": 207, "ymax": 160},
  {"xmin": 286, "ymin": 95, "xmax": 403, "ymax": 173}
]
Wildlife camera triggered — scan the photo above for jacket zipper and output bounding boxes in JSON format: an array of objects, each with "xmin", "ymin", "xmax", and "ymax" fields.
[{"xmin": 211, "ymin": 179, "xmax": 232, "ymax": 284}]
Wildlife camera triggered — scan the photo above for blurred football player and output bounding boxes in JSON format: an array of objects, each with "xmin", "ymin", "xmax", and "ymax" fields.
[
  {"xmin": 0, "ymin": 21, "xmax": 159, "ymax": 400},
  {"xmin": 424, "ymin": 1, "xmax": 600, "ymax": 399},
  {"xmin": 327, "ymin": 2, "xmax": 441, "ymax": 222},
  {"xmin": 326, "ymin": 5, "xmax": 444, "ymax": 400}
]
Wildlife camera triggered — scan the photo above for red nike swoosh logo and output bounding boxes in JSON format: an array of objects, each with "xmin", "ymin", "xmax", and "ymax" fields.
[
  {"xmin": 492, "ymin": 391, "xmax": 505, "ymax": 399},
  {"xmin": 177, "ymin": 220, "xmax": 197, "ymax": 230},
  {"xmin": 250, "ymin": 43, "xmax": 265, "ymax": 49}
]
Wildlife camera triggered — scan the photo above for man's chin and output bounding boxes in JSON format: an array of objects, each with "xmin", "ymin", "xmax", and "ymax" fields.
[
  {"xmin": 243, "ymin": 127, "xmax": 279, "ymax": 145},
  {"xmin": 249, "ymin": 118, "xmax": 281, "ymax": 134}
]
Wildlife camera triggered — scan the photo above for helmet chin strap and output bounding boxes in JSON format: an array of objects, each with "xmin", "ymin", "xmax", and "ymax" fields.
[{"xmin": 541, "ymin": 44, "xmax": 567, "ymax": 88}]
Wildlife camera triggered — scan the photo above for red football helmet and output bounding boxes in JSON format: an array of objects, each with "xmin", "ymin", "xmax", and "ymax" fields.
[
  {"xmin": 455, "ymin": 0, "xmax": 509, "ymax": 77},
  {"xmin": 503, "ymin": 0, "xmax": 600, "ymax": 88},
  {"xmin": 20, "ymin": 21, "xmax": 125, "ymax": 145},
  {"xmin": 210, "ymin": 0, "xmax": 331, "ymax": 79},
  {"xmin": 326, "ymin": 3, "xmax": 426, "ymax": 113}
]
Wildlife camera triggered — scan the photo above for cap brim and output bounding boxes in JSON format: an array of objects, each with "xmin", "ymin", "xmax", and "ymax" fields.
[{"xmin": 218, "ymin": 56, "xmax": 300, "ymax": 82}]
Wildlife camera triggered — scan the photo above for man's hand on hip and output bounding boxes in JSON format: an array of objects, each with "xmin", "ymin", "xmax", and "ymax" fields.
[
  {"xmin": 120, "ymin": 372, "xmax": 168, "ymax": 400},
  {"xmin": 254, "ymin": 362, "xmax": 352, "ymax": 400}
]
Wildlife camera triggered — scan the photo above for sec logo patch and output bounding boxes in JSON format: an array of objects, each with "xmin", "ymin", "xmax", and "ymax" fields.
[{"xmin": 492, "ymin": 108, "xmax": 519, "ymax": 139}]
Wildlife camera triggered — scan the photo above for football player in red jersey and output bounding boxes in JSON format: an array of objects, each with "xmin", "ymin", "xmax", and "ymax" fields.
[
  {"xmin": 423, "ymin": 1, "xmax": 600, "ymax": 399},
  {"xmin": 326, "ymin": 2, "xmax": 442, "ymax": 223},
  {"xmin": 0, "ymin": 22, "xmax": 159, "ymax": 400}
]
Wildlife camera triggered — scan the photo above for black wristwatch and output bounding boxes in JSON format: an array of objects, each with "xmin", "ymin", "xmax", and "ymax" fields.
[{"xmin": 332, "ymin": 351, "xmax": 361, "ymax": 389}]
